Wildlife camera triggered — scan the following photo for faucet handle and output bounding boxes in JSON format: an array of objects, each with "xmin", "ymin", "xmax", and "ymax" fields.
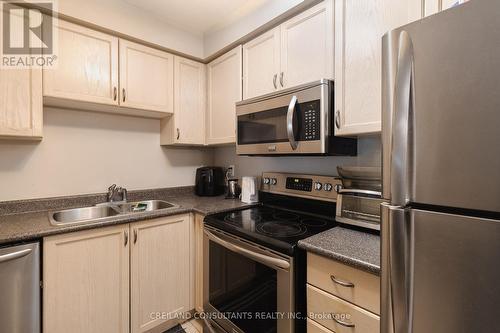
[{"xmin": 108, "ymin": 184, "xmax": 117, "ymax": 191}]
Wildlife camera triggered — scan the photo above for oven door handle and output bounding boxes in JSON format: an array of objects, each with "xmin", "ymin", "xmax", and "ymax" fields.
[
  {"xmin": 205, "ymin": 229, "xmax": 290, "ymax": 270},
  {"xmin": 286, "ymin": 95, "xmax": 298, "ymax": 150},
  {"xmin": 338, "ymin": 189, "xmax": 382, "ymax": 197}
]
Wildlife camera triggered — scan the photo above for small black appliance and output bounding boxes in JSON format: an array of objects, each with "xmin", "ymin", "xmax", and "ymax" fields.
[{"xmin": 195, "ymin": 167, "xmax": 225, "ymax": 196}]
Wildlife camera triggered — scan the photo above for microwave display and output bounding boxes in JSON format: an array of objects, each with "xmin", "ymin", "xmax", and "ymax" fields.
[{"xmin": 237, "ymin": 100, "xmax": 320, "ymax": 145}]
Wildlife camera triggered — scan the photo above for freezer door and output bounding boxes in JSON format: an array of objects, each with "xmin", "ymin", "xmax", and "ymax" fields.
[
  {"xmin": 382, "ymin": 0, "xmax": 500, "ymax": 212},
  {"xmin": 381, "ymin": 204, "xmax": 500, "ymax": 333}
]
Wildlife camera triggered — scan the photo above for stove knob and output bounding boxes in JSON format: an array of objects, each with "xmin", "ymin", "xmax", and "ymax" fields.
[
  {"xmin": 270, "ymin": 178, "xmax": 277, "ymax": 185},
  {"xmin": 263, "ymin": 178, "xmax": 270, "ymax": 185},
  {"xmin": 324, "ymin": 183, "xmax": 333, "ymax": 192},
  {"xmin": 314, "ymin": 182, "xmax": 323, "ymax": 191}
]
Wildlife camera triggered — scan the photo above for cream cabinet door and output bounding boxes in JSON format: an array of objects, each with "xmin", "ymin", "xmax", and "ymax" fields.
[
  {"xmin": 43, "ymin": 225, "xmax": 130, "ymax": 333},
  {"xmin": 335, "ymin": 0, "xmax": 421, "ymax": 136},
  {"xmin": 43, "ymin": 20, "xmax": 119, "ymax": 105},
  {"xmin": 119, "ymin": 39, "xmax": 174, "ymax": 113},
  {"xmin": 206, "ymin": 46, "xmax": 242, "ymax": 145},
  {"xmin": 0, "ymin": 67, "xmax": 42, "ymax": 139},
  {"xmin": 280, "ymin": 1, "xmax": 334, "ymax": 88},
  {"xmin": 130, "ymin": 215, "xmax": 191, "ymax": 333},
  {"xmin": 243, "ymin": 27, "xmax": 280, "ymax": 99},
  {"xmin": 161, "ymin": 56, "xmax": 205, "ymax": 145}
]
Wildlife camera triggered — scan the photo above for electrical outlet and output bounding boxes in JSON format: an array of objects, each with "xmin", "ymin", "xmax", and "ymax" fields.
[{"xmin": 227, "ymin": 165, "xmax": 235, "ymax": 178}]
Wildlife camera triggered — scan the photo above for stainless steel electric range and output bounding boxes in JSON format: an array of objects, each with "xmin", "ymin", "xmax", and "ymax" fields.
[{"xmin": 202, "ymin": 172, "xmax": 342, "ymax": 333}]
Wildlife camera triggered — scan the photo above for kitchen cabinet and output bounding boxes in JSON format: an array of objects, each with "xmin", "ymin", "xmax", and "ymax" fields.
[
  {"xmin": 334, "ymin": 0, "xmax": 424, "ymax": 136},
  {"xmin": 119, "ymin": 40, "xmax": 174, "ymax": 114},
  {"xmin": 130, "ymin": 214, "xmax": 192, "ymax": 333},
  {"xmin": 307, "ymin": 253, "xmax": 380, "ymax": 332},
  {"xmin": 206, "ymin": 46, "xmax": 242, "ymax": 145},
  {"xmin": 161, "ymin": 56, "xmax": 206, "ymax": 145},
  {"xmin": 279, "ymin": 1, "xmax": 333, "ymax": 89},
  {"xmin": 243, "ymin": 1, "xmax": 333, "ymax": 99},
  {"xmin": 194, "ymin": 214, "xmax": 205, "ymax": 313},
  {"xmin": 43, "ymin": 20, "xmax": 119, "ymax": 106},
  {"xmin": 43, "ymin": 20, "xmax": 174, "ymax": 118},
  {"xmin": 43, "ymin": 225, "xmax": 130, "ymax": 333},
  {"xmin": 243, "ymin": 28, "xmax": 280, "ymax": 99},
  {"xmin": 0, "ymin": 67, "xmax": 43, "ymax": 139}
]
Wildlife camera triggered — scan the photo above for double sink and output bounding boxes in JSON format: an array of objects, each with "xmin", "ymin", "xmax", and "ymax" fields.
[{"xmin": 49, "ymin": 200, "xmax": 179, "ymax": 225}]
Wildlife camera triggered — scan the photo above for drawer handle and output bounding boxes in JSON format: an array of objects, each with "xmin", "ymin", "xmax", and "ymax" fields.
[
  {"xmin": 330, "ymin": 275, "xmax": 355, "ymax": 288},
  {"xmin": 332, "ymin": 314, "xmax": 356, "ymax": 328}
]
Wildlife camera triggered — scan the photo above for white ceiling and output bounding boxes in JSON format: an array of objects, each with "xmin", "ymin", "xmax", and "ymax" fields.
[{"xmin": 123, "ymin": 0, "xmax": 272, "ymax": 36}]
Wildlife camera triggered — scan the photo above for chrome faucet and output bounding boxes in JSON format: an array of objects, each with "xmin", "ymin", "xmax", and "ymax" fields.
[{"xmin": 107, "ymin": 184, "xmax": 128, "ymax": 203}]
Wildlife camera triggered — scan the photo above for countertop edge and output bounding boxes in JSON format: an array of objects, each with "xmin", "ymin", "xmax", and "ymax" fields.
[{"xmin": 298, "ymin": 239, "xmax": 381, "ymax": 276}]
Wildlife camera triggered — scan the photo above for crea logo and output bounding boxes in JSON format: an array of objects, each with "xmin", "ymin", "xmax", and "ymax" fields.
[{"xmin": 1, "ymin": 0, "xmax": 58, "ymax": 68}]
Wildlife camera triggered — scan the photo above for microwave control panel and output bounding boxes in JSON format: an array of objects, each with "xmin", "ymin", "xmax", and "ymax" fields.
[{"xmin": 300, "ymin": 100, "xmax": 321, "ymax": 141}]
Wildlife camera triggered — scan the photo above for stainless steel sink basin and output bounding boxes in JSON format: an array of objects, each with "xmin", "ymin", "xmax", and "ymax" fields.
[
  {"xmin": 50, "ymin": 206, "xmax": 120, "ymax": 225},
  {"xmin": 49, "ymin": 200, "xmax": 179, "ymax": 225},
  {"xmin": 115, "ymin": 200, "xmax": 178, "ymax": 213}
]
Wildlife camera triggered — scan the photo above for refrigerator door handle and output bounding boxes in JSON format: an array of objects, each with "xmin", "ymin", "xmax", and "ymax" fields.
[
  {"xmin": 381, "ymin": 203, "xmax": 414, "ymax": 333},
  {"xmin": 391, "ymin": 31, "xmax": 415, "ymax": 206}
]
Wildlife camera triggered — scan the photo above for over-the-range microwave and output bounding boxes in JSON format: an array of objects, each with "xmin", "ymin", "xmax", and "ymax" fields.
[{"xmin": 236, "ymin": 79, "xmax": 357, "ymax": 156}]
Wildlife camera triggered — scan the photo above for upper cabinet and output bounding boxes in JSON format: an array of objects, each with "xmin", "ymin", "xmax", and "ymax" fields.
[
  {"xmin": 0, "ymin": 67, "xmax": 43, "ymax": 139},
  {"xmin": 161, "ymin": 56, "xmax": 206, "ymax": 145},
  {"xmin": 43, "ymin": 20, "xmax": 119, "ymax": 106},
  {"xmin": 334, "ymin": 0, "xmax": 424, "ymax": 136},
  {"xmin": 206, "ymin": 46, "xmax": 242, "ymax": 145},
  {"xmin": 280, "ymin": 2, "xmax": 333, "ymax": 89},
  {"xmin": 243, "ymin": 28, "xmax": 280, "ymax": 99},
  {"xmin": 243, "ymin": 1, "xmax": 333, "ymax": 100},
  {"xmin": 43, "ymin": 20, "xmax": 174, "ymax": 118},
  {"xmin": 119, "ymin": 40, "xmax": 174, "ymax": 114}
]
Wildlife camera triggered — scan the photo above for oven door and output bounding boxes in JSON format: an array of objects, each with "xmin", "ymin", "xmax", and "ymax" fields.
[
  {"xmin": 203, "ymin": 226, "xmax": 294, "ymax": 333},
  {"xmin": 236, "ymin": 81, "xmax": 330, "ymax": 155}
]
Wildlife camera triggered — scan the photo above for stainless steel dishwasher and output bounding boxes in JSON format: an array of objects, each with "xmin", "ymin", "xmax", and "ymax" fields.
[{"xmin": 0, "ymin": 242, "xmax": 41, "ymax": 333}]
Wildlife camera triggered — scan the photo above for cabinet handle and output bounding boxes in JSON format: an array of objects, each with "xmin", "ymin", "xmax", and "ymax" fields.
[
  {"xmin": 273, "ymin": 74, "xmax": 278, "ymax": 89},
  {"xmin": 113, "ymin": 87, "xmax": 117, "ymax": 101},
  {"xmin": 133, "ymin": 229, "xmax": 138, "ymax": 244},
  {"xmin": 332, "ymin": 314, "xmax": 355, "ymax": 328},
  {"xmin": 330, "ymin": 274, "xmax": 355, "ymax": 288},
  {"xmin": 335, "ymin": 110, "xmax": 341, "ymax": 129},
  {"xmin": 280, "ymin": 72, "xmax": 284, "ymax": 87},
  {"xmin": 176, "ymin": 128, "xmax": 180, "ymax": 140},
  {"xmin": 124, "ymin": 230, "xmax": 128, "ymax": 246},
  {"xmin": 122, "ymin": 88, "xmax": 126, "ymax": 102}
]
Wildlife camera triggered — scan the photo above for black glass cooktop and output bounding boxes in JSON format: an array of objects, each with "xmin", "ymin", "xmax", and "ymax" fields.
[{"xmin": 204, "ymin": 205, "xmax": 337, "ymax": 255}]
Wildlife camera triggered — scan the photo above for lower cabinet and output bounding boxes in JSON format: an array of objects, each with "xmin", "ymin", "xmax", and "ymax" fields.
[
  {"xmin": 43, "ymin": 224, "xmax": 130, "ymax": 333},
  {"xmin": 306, "ymin": 253, "xmax": 380, "ymax": 333},
  {"xmin": 43, "ymin": 214, "xmax": 194, "ymax": 333},
  {"xmin": 130, "ymin": 214, "xmax": 192, "ymax": 333}
]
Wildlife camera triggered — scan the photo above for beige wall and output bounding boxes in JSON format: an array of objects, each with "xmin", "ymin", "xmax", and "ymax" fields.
[
  {"xmin": 58, "ymin": 0, "xmax": 204, "ymax": 58},
  {"xmin": 213, "ymin": 136, "xmax": 381, "ymax": 178},
  {"xmin": 0, "ymin": 108, "xmax": 213, "ymax": 201}
]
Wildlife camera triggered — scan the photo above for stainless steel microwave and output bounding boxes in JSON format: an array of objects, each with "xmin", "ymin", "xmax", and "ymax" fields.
[{"xmin": 236, "ymin": 80, "xmax": 357, "ymax": 155}]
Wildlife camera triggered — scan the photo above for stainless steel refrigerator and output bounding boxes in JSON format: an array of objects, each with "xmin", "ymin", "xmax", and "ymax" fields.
[{"xmin": 381, "ymin": 1, "xmax": 500, "ymax": 332}]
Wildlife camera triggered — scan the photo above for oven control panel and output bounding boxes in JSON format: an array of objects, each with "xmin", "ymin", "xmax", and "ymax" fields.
[{"xmin": 261, "ymin": 172, "xmax": 341, "ymax": 202}]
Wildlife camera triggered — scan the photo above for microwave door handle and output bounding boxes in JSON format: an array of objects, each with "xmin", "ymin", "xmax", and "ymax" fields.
[
  {"xmin": 287, "ymin": 95, "xmax": 298, "ymax": 150},
  {"xmin": 204, "ymin": 229, "xmax": 290, "ymax": 270}
]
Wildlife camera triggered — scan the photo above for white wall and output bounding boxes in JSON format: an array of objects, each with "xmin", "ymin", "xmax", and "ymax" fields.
[
  {"xmin": 203, "ymin": 0, "xmax": 306, "ymax": 57},
  {"xmin": 0, "ymin": 108, "xmax": 213, "ymax": 201},
  {"xmin": 213, "ymin": 136, "xmax": 381, "ymax": 178},
  {"xmin": 58, "ymin": 0, "xmax": 204, "ymax": 58}
]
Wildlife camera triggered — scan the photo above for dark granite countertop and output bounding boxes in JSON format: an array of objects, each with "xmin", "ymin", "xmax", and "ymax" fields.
[
  {"xmin": 298, "ymin": 227, "xmax": 380, "ymax": 275},
  {"xmin": 0, "ymin": 187, "xmax": 256, "ymax": 245}
]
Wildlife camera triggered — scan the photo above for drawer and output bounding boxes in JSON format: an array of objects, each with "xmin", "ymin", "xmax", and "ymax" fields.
[
  {"xmin": 307, "ymin": 253, "xmax": 380, "ymax": 314},
  {"xmin": 307, "ymin": 284, "xmax": 380, "ymax": 333},
  {"xmin": 307, "ymin": 318, "xmax": 334, "ymax": 333}
]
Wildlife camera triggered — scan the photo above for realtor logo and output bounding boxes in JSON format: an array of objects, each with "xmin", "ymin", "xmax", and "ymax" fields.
[{"xmin": 1, "ymin": 1, "xmax": 58, "ymax": 67}]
